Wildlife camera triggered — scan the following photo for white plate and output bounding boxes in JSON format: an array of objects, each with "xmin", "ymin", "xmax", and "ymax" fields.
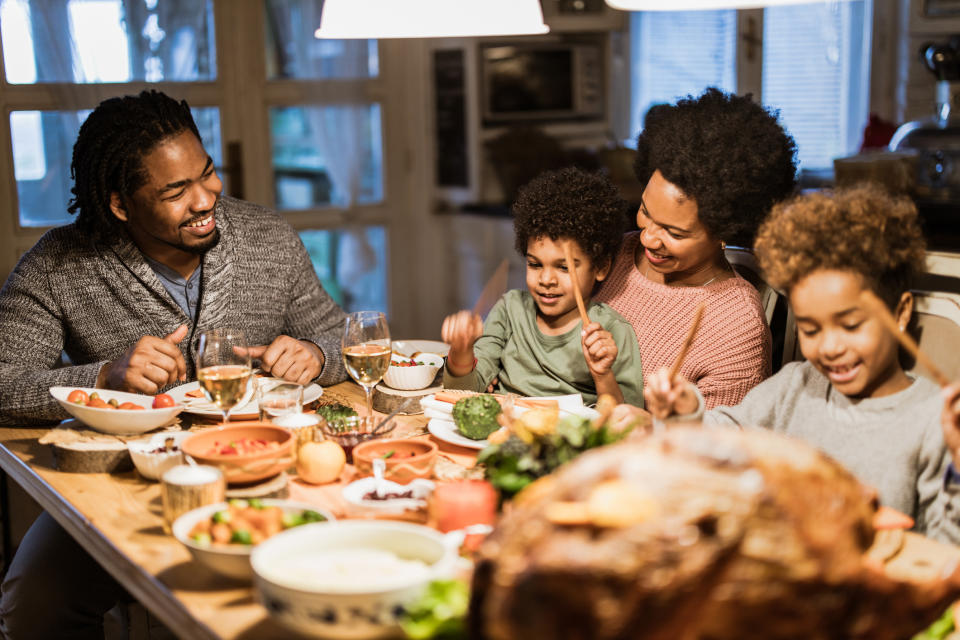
[
  {"xmin": 50, "ymin": 387, "xmax": 184, "ymax": 435},
  {"xmin": 427, "ymin": 418, "xmax": 489, "ymax": 450},
  {"xmin": 391, "ymin": 339, "xmax": 449, "ymax": 358},
  {"xmin": 422, "ymin": 393, "xmax": 597, "ymax": 419},
  {"xmin": 167, "ymin": 378, "xmax": 323, "ymax": 420}
]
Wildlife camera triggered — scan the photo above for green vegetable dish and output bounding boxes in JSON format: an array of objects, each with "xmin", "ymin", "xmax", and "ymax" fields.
[
  {"xmin": 400, "ymin": 579, "xmax": 469, "ymax": 640},
  {"xmin": 187, "ymin": 500, "xmax": 328, "ymax": 546},
  {"xmin": 316, "ymin": 402, "xmax": 359, "ymax": 429},
  {"xmin": 452, "ymin": 395, "xmax": 502, "ymax": 440}
]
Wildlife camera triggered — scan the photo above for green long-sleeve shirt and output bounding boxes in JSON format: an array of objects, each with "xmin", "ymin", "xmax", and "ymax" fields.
[{"xmin": 443, "ymin": 289, "xmax": 644, "ymax": 406}]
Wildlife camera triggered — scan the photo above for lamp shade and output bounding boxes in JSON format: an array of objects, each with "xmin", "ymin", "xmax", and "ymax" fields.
[
  {"xmin": 606, "ymin": 0, "xmax": 853, "ymax": 9},
  {"xmin": 315, "ymin": 0, "xmax": 550, "ymax": 39}
]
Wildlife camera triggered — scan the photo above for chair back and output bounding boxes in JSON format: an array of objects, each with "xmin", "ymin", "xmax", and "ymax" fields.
[{"xmin": 906, "ymin": 290, "xmax": 960, "ymax": 382}]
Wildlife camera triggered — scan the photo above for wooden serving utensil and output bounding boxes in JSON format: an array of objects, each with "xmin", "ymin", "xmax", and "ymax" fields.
[
  {"xmin": 472, "ymin": 259, "xmax": 510, "ymax": 318},
  {"xmin": 860, "ymin": 290, "xmax": 950, "ymax": 387},
  {"xmin": 562, "ymin": 241, "xmax": 591, "ymax": 327},
  {"xmin": 668, "ymin": 303, "xmax": 706, "ymax": 381}
]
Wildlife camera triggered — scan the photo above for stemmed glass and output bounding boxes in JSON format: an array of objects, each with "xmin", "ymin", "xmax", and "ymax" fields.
[
  {"xmin": 196, "ymin": 329, "xmax": 254, "ymax": 424},
  {"xmin": 341, "ymin": 311, "xmax": 391, "ymax": 426}
]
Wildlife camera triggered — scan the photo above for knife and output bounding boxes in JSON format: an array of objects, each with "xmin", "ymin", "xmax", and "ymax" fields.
[{"xmin": 471, "ymin": 259, "xmax": 510, "ymax": 318}]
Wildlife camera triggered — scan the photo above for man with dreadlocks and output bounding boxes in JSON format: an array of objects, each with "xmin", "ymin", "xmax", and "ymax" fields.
[{"xmin": 0, "ymin": 91, "xmax": 348, "ymax": 637}]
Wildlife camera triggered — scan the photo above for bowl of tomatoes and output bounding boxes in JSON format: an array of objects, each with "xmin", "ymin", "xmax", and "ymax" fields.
[
  {"xmin": 50, "ymin": 387, "xmax": 183, "ymax": 435},
  {"xmin": 382, "ymin": 353, "xmax": 444, "ymax": 391},
  {"xmin": 181, "ymin": 424, "xmax": 295, "ymax": 484}
]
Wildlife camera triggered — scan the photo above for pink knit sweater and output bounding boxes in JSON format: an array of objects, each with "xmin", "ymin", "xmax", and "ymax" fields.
[{"xmin": 596, "ymin": 233, "xmax": 771, "ymax": 409}]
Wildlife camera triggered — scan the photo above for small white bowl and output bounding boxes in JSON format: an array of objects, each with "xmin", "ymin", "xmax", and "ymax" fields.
[
  {"xmin": 127, "ymin": 432, "xmax": 190, "ymax": 481},
  {"xmin": 382, "ymin": 353, "xmax": 444, "ymax": 391},
  {"xmin": 342, "ymin": 477, "xmax": 435, "ymax": 515},
  {"xmin": 50, "ymin": 387, "xmax": 183, "ymax": 435},
  {"xmin": 172, "ymin": 499, "xmax": 335, "ymax": 581},
  {"xmin": 251, "ymin": 520, "xmax": 457, "ymax": 639}
]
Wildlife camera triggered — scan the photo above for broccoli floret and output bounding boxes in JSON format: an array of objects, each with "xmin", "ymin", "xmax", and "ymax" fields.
[{"xmin": 452, "ymin": 395, "xmax": 502, "ymax": 440}]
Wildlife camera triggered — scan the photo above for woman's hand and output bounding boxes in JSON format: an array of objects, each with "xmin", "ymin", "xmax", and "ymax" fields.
[
  {"xmin": 581, "ymin": 322, "xmax": 617, "ymax": 376},
  {"xmin": 941, "ymin": 382, "xmax": 960, "ymax": 469},
  {"xmin": 643, "ymin": 367, "xmax": 699, "ymax": 420},
  {"xmin": 610, "ymin": 403, "xmax": 651, "ymax": 435},
  {"xmin": 441, "ymin": 310, "xmax": 483, "ymax": 376}
]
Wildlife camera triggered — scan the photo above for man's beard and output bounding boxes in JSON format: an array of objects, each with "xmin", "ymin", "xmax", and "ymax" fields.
[{"xmin": 179, "ymin": 227, "xmax": 221, "ymax": 255}]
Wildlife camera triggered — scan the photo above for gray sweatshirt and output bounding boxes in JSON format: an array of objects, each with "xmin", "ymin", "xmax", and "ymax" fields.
[{"xmin": 695, "ymin": 361, "xmax": 960, "ymax": 544}]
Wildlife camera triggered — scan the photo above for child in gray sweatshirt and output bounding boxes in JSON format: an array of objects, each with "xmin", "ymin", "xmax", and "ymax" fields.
[{"xmin": 633, "ymin": 184, "xmax": 960, "ymax": 544}]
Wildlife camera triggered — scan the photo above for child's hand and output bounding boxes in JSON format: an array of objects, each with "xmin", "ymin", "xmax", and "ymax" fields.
[
  {"xmin": 610, "ymin": 403, "xmax": 651, "ymax": 435},
  {"xmin": 643, "ymin": 367, "xmax": 699, "ymax": 420},
  {"xmin": 941, "ymin": 382, "xmax": 960, "ymax": 468},
  {"xmin": 441, "ymin": 310, "xmax": 483, "ymax": 376},
  {"xmin": 581, "ymin": 322, "xmax": 617, "ymax": 377}
]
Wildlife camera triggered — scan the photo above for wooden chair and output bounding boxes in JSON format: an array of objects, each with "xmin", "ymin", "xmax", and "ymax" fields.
[{"xmin": 906, "ymin": 290, "xmax": 960, "ymax": 383}]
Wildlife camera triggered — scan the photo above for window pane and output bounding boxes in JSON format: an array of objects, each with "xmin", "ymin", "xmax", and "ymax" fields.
[
  {"xmin": 299, "ymin": 227, "xmax": 388, "ymax": 314},
  {"xmin": 11, "ymin": 107, "xmax": 222, "ymax": 227},
  {"xmin": 264, "ymin": 0, "xmax": 378, "ymax": 79},
  {"xmin": 762, "ymin": 1, "xmax": 870, "ymax": 171},
  {"xmin": 0, "ymin": 0, "xmax": 216, "ymax": 84},
  {"xmin": 270, "ymin": 105, "xmax": 383, "ymax": 209},
  {"xmin": 628, "ymin": 10, "xmax": 737, "ymax": 141}
]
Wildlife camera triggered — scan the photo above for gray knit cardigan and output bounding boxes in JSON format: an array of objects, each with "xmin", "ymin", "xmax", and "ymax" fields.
[{"xmin": 0, "ymin": 196, "xmax": 347, "ymax": 425}]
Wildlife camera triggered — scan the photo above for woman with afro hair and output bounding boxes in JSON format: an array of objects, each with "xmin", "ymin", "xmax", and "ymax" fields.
[{"xmin": 596, "ymin": 88, "xmax": 797, "ymax": 409}]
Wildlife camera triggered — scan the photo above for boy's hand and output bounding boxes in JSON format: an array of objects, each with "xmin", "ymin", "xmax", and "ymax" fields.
[
  {"xmin": 941, "ymin": 382, "xmax": 960, "ymax": 468},
  {"xmin": 643, "ymin": 367, "xmax": 699, "ymax": 420},
  {"xmin": 581, "ymin": 322, "xmax": 617, "ymax": 376},
  {"xmin": 441, "ymin": 310, "xmax": 483, "ymax": 376}
]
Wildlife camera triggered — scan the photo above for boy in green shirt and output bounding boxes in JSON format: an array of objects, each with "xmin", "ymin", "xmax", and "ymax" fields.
[{"xmin": 442, "ymin": 168, "xmax": 644, "ymax": 406}]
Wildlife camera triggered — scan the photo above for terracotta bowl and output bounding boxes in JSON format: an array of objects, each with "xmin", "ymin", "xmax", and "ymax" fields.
[
  {"xmin": 181, "ymin": 424, "xmax": 294, "ymax": 485},
  {"xmin": 352, "ymin": 438, "xmax": 437, "ymax": 484}
]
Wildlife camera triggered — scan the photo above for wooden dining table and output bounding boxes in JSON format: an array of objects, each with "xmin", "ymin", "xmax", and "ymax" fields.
[
  {"xmin": 0, "ymin": 381, "xmax": 477, "ymax": 640},
  {"xmin": 1, "ymin": 382, "xmax": 960, "ymax": 639}
]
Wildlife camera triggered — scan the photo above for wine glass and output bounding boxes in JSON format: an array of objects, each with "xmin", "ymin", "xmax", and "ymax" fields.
[
  {"xmin": 196, "ymin": 329, "xmax": 254, "ymax": 424},
  {"xmin": 341, "ymin": 311, "xmax": 391, "ymax": 426}
]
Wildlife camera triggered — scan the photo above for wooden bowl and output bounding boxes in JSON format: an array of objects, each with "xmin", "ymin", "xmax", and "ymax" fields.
[
  {"xmin": 181, "ymin": 424, "xmax": 294, "ymax": 485},
  {"xmin": 352, "ymin": 438, "xmax": 437, "ymax": 484}
]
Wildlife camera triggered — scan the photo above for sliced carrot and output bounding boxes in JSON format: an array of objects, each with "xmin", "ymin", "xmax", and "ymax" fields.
[{"xmin": 873, "ymin": 505, "xmax": 915, "ymax": 530}]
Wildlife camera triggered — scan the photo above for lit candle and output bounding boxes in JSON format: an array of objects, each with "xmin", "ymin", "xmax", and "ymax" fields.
[{"xmin": 430, "ymin": 480, "xmax": 497, "ymax": 534}]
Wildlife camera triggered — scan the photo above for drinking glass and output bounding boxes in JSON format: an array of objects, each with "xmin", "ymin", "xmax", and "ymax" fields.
[
  {"xmin": 196, "ymin": 329, "xmax": 254, "ymax": 424},
  {"xmin": 257, "ymin": 381, "xmax": 304, "ymax": 422},
  {"xmin": 341, "ymin": 311, "xmax": 391, "ymax": 425}
]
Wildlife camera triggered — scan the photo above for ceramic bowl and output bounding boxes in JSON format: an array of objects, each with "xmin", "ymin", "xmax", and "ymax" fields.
[
  {"xmin": 382, "ymin": 353, "xmax": 444, "ymax": 391},
  {"xmin": 49, "ymin": 387, "xmax": 183, "ymax": 435},
  {"xmin": 352, "ymin": 439, "xmax": 437, "ymax": 484},
  {"xmin": 172, "ymin": 499, "xmax": 335, "ymax": 581},
  {"xmin": 181, "ymin": 424, "xmax": 294, "ymax": 484},
  {"xmin": 127, "ymin": 431, "xmax": 191, "ymax": 481},
  {"xmin": 251, "ymin": 520, "xmax": 457, "ymax": 640},
  {"xmin": 342, "ymin": 477, "xmax": 435, "ymax": 515}
]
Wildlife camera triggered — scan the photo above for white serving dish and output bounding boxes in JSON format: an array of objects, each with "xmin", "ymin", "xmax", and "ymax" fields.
[
  {"xmin": 172, "ymin": 499, "xmax": 335, "ymax": 581},
  {"xmin": 382, "ymin": 353, "xmax": 444, "ymax": 391},
  {"xmin": 342, "ymin": 477, "xmax": 435, "ymax": 514},
  {"xmin": 127, "ymin": 431, "xmax": 191, "ymax": 481},
  {"xmin": 50, "ymin": 387, "xmax": 183, "ymax": 435},
  {"xmin": 251, "ymin": 520, "xmax": 457, "ymax": 639}
]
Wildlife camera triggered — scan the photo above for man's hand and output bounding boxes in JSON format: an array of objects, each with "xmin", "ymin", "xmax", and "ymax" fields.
[
  {"xmin": 441, "ymin": 310, "xmax": 483, "ymax": 376},
  {"xmin": 247, "ymin": 335, "xmax": 324, "ymax": 385},
  {"xmin": 98, "ymin": 325, "xmax": 188, "ymax": 393}
]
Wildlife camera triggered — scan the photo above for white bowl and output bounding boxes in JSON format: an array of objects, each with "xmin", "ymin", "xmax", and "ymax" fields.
[
  {"xmin": 127, "ymin": 432, "xmax": 191, "ymax": 481},
  {"xmin": 50, "ymin": 387, "xmax": 184, "ymax": 435},
  {"xmin": 382, "ymin": 353, "xmax": 444, "ymax": 391},
  {"xmin": 251, "ymin": 520, "xmax": 457, "ymax": 639},
  {"xmin": 342, "ymin": 477, "xmax": 435, "ymax": 515},
  {"xmin": 172, "ymin": 499, "xmax": 335, "ymax": 581}
]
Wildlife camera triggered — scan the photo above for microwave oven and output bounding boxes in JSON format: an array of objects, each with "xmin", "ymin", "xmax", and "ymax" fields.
[{"xmin": 480, "ymin": 42, "xmax": 604, "ymax": 125}]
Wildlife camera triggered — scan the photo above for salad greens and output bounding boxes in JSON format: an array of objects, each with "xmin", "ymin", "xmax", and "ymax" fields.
[
  {"xmin": 400, "ymin": 579, "xmax": 469, "ymax": 640},
  {"xmin": 913, "ymin": 605, "xmax": 957, "ymax": 640}
]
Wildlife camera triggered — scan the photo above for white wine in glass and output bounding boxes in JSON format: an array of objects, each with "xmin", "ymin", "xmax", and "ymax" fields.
[
  {"xmin": 196, "ymin": 329, "xmax": 253, "ymax": 424},
  {"xmin": 341, "ymin": 311, "xmax": 390, "ymax": 423}
]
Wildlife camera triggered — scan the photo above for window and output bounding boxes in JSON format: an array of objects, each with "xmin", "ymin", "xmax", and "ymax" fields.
[
  {"xmin": 0, "ymin": 0, "xmax": 396, "ymax": 316},
  {"xmin": 628, "ymin": 1, "xmax": 872, "ymax": 173}
]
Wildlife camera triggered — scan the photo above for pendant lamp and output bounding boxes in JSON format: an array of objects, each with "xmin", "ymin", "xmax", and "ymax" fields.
[
  {"xmin": 315, "ymin": 0, "xmax": 549, "ymax": 39},
  {"xmin": 605, "ymin": 0, "xmax": 853, "ymax": 9}
]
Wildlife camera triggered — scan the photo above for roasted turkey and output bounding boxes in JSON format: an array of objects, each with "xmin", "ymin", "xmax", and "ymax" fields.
[{"xmin": 470, "ymin": 426, "xmax": 960, "ymax": 640}]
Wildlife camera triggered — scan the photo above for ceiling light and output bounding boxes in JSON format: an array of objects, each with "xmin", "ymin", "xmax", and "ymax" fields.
[
  {"xmin": 606, "ymin": 0, "xmax": 853, "ymax": 9},
  {"xmin": 315, "ymin": 0, "xmax": 549, "ymax": 39}
]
